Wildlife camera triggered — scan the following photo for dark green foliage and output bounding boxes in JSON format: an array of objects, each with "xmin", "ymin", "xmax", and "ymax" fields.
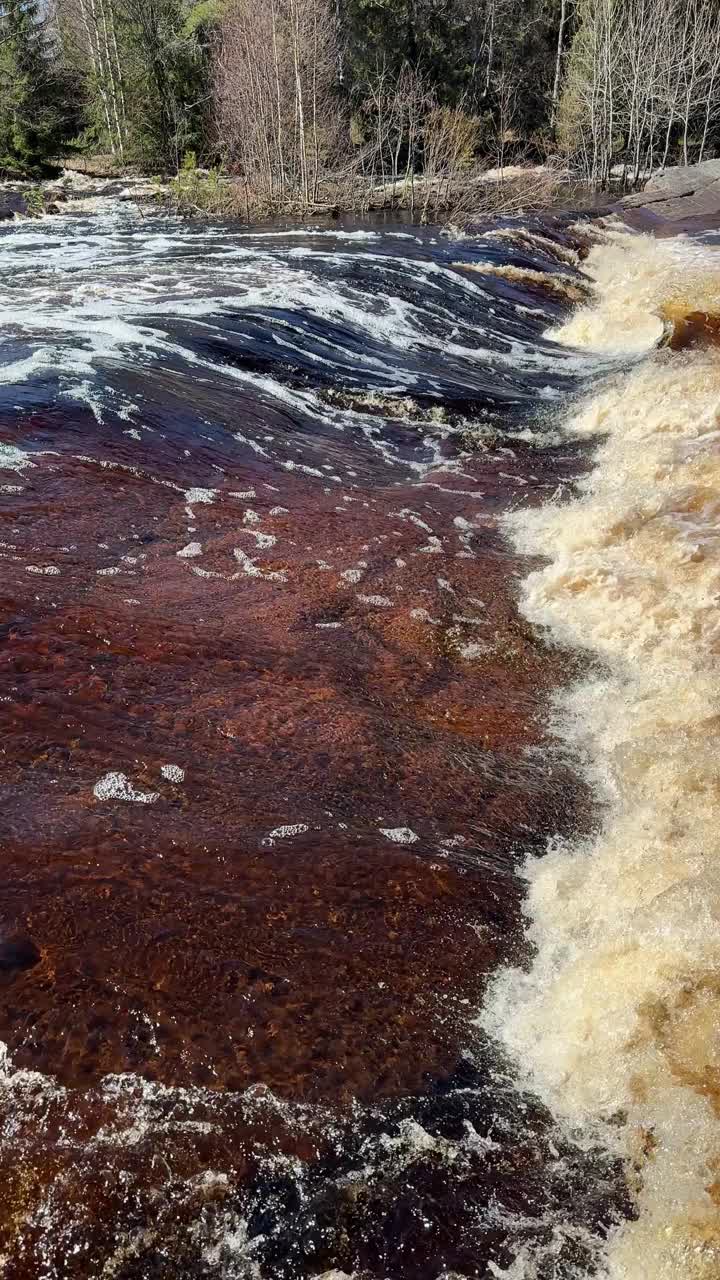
[
  {"xmin": 341, "ymin": 0, "xmax": 567, "ymax": 154},
  {"xmin": 114, "ymin": 0, "xmax": 213, "ymax": 169},
  {"xmin": 0, "ymin": 0, "xmax": 79, "ymax": 172},
  {"xmin": 53, "ymin": 0, "xmax": 221, "ymax": 174},
  {"xmin": 341, "ymin": 0, "xmax": 472, "ymax": 99},
  {"xmin": 0, "ymin": 0, "xmax": 609, "ymax": 184}
]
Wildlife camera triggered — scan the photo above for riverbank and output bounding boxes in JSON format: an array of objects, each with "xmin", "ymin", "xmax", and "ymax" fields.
[
  {"xmin": 0, "ymin": 160, "xmax": 599, "ymax": 226},
  {"xmin": 13, "ymin": 154, "xmax": 713, "ymax": 232}
]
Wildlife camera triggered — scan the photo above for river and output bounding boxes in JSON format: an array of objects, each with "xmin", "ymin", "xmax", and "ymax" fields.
[{"xmin": 0, "ymin": 198, "xmax": 716, "ymax": 1278}]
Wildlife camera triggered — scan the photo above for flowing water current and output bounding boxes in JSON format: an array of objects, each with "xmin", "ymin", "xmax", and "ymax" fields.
[{"xmin": 0, "ymin": 196, "xmax": 717, "ymax": 1279}]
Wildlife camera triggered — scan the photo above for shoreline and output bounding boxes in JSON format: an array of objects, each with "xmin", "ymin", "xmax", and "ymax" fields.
[
  {"xmin": 0, "ymin": 162, "xmax": 605, "ymax": 227},
  {"xmin": 4, "ymin": 155, "xmax": 715, "ymax": 237}
]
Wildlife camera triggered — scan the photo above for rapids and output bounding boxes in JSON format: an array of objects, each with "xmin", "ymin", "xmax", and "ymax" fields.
[
  {"xmin": 0, "ymin": 200, "xmax": 710, "ymax": 1278},
  {"xmin": 483, "ymin": 226, "xmax": 720, "ymax": 1279}
]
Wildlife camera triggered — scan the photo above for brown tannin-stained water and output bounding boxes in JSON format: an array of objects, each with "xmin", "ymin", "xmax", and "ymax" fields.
[{"xmin": 1, "ymin": 204, "xmax": 713, "ymax": 1279}]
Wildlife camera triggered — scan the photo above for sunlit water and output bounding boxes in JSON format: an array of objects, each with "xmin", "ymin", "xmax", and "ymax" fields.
[{"xmin": 0, "ymin": 201, "xmax": 711, "ymax": 1278}]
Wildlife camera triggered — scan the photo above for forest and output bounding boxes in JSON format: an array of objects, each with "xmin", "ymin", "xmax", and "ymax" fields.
[{"xmin": 2, "ymin": 0, "xmax": 720, "ymax": 212}]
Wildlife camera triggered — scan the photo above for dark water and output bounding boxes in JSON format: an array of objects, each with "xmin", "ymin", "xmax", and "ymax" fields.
[{"xmin": 0, "ymin": 205, "xmax": 626, "ymax": 1277}]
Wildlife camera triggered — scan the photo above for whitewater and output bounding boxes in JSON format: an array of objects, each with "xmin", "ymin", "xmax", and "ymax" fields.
[
  {"xmin": 483, "ymin": 226, "xmax": 720, "ymax": 1278},
  {"xmin": 0, "ymin": 193, "xmax": 717, "ymax": 1278}
]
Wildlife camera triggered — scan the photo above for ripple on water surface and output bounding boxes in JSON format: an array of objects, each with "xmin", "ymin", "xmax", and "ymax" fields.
[{"xmin": 0, "ymin": 206, "xmax": 628, "ymax": 1278}]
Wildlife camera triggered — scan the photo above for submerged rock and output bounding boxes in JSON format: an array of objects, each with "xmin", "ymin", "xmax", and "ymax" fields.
[{"xmin": 0, "ymin": 934, "xmax": 41, "ymax": 972}]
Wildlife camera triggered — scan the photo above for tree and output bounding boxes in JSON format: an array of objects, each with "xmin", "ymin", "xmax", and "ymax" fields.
[
  {"xmin": 56, "ymin": 0, "xmax": 216, "ymax": 168},
  {"xmin": 0, "ymin": 0, "xmax": 77, "ymax": 170},
  {"xmin": 340, "ymin": 0, "xmax": 483, "ymax": 107},
  {"xmin": 57, "ymin": 0, "xmax": 128, "ymax": 160},
  {"xmin": 115, "ymin": 0, "xmax": 209, "ymax": 168},
  {"xmin": 215, "ymin": 0, "xmax": 345, "ymax": 207},
  {"xmin": 558, "ymin": 0, "xmax": 720, "ymax": 187},
  {"xmin": 551, "ymin": 0, "xmax": 573, "ymax": 126}
]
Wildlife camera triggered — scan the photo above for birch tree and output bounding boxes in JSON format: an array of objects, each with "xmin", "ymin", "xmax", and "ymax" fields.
[
  {"xmin": 215, "ymin": 0, "xmax": 343, "ymax": 208},
  {"xmin": 558, "ymin": 0, "xmax": 720, "ymax": 187}
]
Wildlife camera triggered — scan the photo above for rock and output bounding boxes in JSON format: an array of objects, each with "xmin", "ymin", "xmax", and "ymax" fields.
[
  {"xmin": 620, "ymin": 159, "xmax": 720, "ymax": 228},
  {"xmin": 0, "ymin": 191, "xmax": 27, "ymax": 221},
  {"xmin": 0, "ymin": 934, "xmax": 41, "ymax": 972},
  {"xmin": 59, "ymin": 153, "xmax": 123, "ymax": 179}
]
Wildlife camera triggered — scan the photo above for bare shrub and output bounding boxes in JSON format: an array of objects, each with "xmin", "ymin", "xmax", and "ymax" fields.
[
  {"xmin": 420, "ymin": 103, "xmax": 480, "ymax": 220},
  {"xmin": 355, "ymin": 62, "xmax": 432, "ymax": 212},
  {"xmin": 443, "ymin": 158, "xmax": 578, "ymax": 230},
  {"xmin": 214, "ymin": 0, "xmax": 347, "ymax": 212}
]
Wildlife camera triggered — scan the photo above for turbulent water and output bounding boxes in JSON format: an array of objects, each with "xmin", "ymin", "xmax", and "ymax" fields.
[
  {"xmin": 482, "ymin": 227, "xmax": 720, "ymax": 1279},
  {"xmin": 0, "ymin": 197, "xmax": 715, "ymax": 1277}
]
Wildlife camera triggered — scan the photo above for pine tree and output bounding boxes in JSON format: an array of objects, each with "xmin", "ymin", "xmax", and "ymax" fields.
[
  {"xmin": 0, "ymin": 0, "xmax": 74, "ymax": 171},
  {"xmin": 58, "ymin": 0, "xmax": 217, "ymax": 171}
]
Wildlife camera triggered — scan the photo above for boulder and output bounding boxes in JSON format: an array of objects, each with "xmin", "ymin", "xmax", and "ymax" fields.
[
  {"xmin": 0, "ymin": 191, "xmax": 27, "ymax": 220},
  {"xmin": 620, "ymin": 159, "xmax": 720, "ymax": 229}
]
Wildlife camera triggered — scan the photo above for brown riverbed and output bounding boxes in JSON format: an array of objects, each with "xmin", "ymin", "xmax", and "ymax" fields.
[{"xmin": 0, "ymin": 210, "xmax": 628, "ymax": 1277}]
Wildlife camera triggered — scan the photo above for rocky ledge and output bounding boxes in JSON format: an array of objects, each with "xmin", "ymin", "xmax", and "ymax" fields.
[
  {"xmin": 621, "ymin": 158, "xmax": 720, "ymax": 229},
  {"xmin": 0, "ymin": 190, "xmax": 33, "ymax": 220},
  {"xmin": 0, "ymin": 170, "xmax": 168, "ymax": 220}
]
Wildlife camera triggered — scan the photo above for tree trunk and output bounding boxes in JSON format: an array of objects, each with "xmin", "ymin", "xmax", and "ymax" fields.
[{"xmin": 551, "ymin": 0, "xmax": 568, "ymax": 128}]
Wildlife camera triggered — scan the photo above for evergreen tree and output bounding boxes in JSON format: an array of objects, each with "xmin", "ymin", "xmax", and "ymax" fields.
[
  {"xmin": 341, "ymin": 0, "xmax": 474, "ymax": 103},
  {"xmin": 113, "ymin": 0, "xmax": 209, "ymax": 169},
  {"xmin": 57, "ymin": 0, "xmax": 220, "ymax": 171},
  {"xmin": 0, "ymin": 0, "xmax": 76, "ymax": 171}
]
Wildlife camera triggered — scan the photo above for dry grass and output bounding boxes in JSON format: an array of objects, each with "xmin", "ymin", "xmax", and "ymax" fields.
[
  {"xmin": 58, "ymin": 153, "xmax": 128, "ymax": 178},
  {"xmin": 166, "ymin": 152, "xmax": 588, "ymax": 225}
]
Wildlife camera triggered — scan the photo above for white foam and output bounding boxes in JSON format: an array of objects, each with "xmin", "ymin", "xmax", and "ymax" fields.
[
  {"xmin": 93, "ymin": 772, "xmax": 159, "ymax": 803},
  {"xmin": 185, "ymin": 487, "xmax": 217, "ymax": 506},
  {"xmin": 357, "ymin": 593, "xmax": 392, "ymax": 607},
  {"xmin": 265, "ymin": 823, "xmax": 309, "ymax": 841},
  {"xmin": 160, "ymin": 764, "xmax": 185, "ymax": 783},
  {"xmin": 233, "ymin": 548, "xmax": 287, "ymax": 582},
  {"xmin": 0, "ymin": 442, "xmax": 33, "ymax": 472},
  {"xmin": 481, "ymin": 228, "xmax": 720, "ymax": 1279},
  {"xmin": 379, "ymin": 827, "xmax": 418, "ymax": 844}
]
